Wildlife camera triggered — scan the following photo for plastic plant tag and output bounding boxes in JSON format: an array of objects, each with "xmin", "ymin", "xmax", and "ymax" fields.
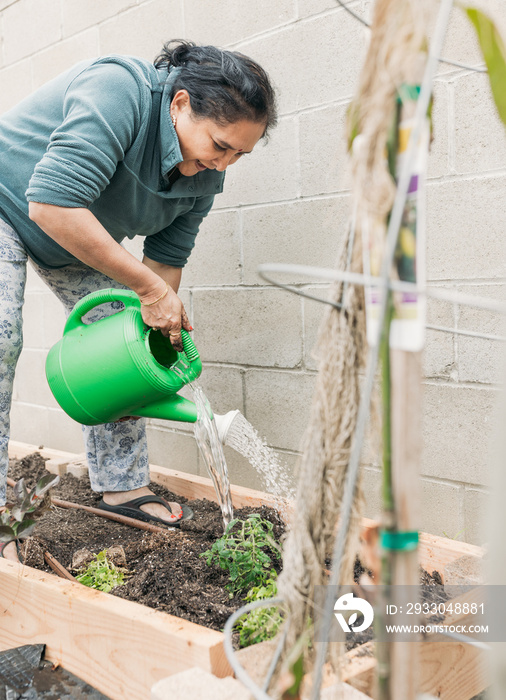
[{"xmin": 362, "ymin": 88, "xmax": 429, "ymax": 352}]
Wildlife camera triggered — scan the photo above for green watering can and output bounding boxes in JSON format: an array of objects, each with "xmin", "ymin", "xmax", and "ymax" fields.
[{"xmin": 46, "ymin": 288, "xmax": 204, "ymax": 427}]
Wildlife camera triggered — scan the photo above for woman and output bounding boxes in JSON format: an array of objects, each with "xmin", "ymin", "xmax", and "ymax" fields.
[{"xmin": 0, "ymin": 41, "xmax": 277, "ymax": 559}]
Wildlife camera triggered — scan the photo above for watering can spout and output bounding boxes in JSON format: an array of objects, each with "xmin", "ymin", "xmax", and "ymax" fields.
[{"xmin": 133, "ymin": 395, "xmax": 199, "ymax": 423}]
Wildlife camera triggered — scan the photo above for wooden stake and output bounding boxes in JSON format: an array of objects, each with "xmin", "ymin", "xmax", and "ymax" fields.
[{"xmin": 387, "ymin": 348, "xmax": 422, "ymax": 699}]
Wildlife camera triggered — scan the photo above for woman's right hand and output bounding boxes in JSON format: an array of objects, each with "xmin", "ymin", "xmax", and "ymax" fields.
[{"xmin": 140, "ymin": 284, "xmax": 192, "ymax": 352}]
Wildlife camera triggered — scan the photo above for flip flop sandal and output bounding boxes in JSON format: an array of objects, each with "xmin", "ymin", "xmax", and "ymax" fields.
[
  {"xmin": 0, "ymin": 540, "xmax": 23, "ymax": 562},
  {"xmin": 97, "ymin": 495, "xmax": 194, "ymax": 527}
]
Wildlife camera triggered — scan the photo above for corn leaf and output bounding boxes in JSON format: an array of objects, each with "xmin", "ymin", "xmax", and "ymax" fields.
[{"xmin": 464, "ymin": 6, "xmax": 506, "ymax": 126}]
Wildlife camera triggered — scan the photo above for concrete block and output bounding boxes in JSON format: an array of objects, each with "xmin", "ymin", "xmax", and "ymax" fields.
[
  {"xmin": 300, "ymin": 103, "xmax": 351, "ymax": 196},
  {"xmin": 428, "ymin": 81, "xmax": 450, "ymax": 180},
  {"xmin": 9, "ymin": 402, "xmax": 49, "ymax": 447},
  {"xmin": 41, "ymin": 293, "xmax": 66, "ymax": 350},
  {"xmin": 151, "ymin": 667, "xmax": 251, "ymax": 700},
  {"xmin": 46, "ymin": 408, "xmax": 85, "ymax": 453},
  {"xmin": 196, "ymin": 364, "xmax": 245, "ymax": 416},
  {"xmin": 184, "ymin": 0, "xmax": 295, "ymax": 45},
  {"xmin": 32, "ymin": 29, "xmax": 100, "ymax": 90},
  {"xmin": 13, "ymin": 348, "xmax": 58, "ymax": 407},
  {"xmin": 458, "ymin": 334, "xmax": 504, "ymax": 385},
  {"xmin": 244, "ymin": 369, "xmax": 316, "ymax": 451},
  {"xmin": 26, "ymin": 264, "xmax": 48, "ymax": 292},
  {"xmin": 237, "ymin": 12, "xmax": 367, "ymax": 115},
  {"xmin": 421, "ymin": 383, "xmax": 497, "ymax": 486},
  {"xmin": 420, "ymin": 477, "xmax": 464, "ymax": 541},
  {"xmin": 99, "ymin": 0, "xmax": 184, "ymax": 61},
  {"xmin": 297, "ymin": 0, "xmax": 366, "ymax": 20},
  {"xmin": 21, "ymin": 292, "xmax": 46, "ymax": 350},
  {"xmin": 440, "ymin": 1, "xmax": 506, "ymax": 77},
  {"xmin": 62, "ymin": 0, "xmax": 137, "ymax": 38},
  {"xmin": 2, "ymin": 0, "xmax": 61, "ymax": 65},
  {"xmin": 426, "ymin": 176, "xmax": 506, "ymax": 281},
  {"xmin": 455, "ymin": 72, "xmax": 506, "ymax": 175},
  {"xmin": 192, "ymin": 288, "xmax": 303, "ymax": 368},
  {"xmin": 215, "ymin": 116, "xmax": 299, "ymax": 209},
  {"xmin": 424, "ymin": 294, "xmax": 455, "ymax": 380},
  {"xmin": 0, "ymin": 58, "xmax": 32, "ymax": 113},
  {"xmin": 242, "ymin": 197, "xmax": 350, "ymax": 285},
  {"xmin": 456, "ymin": 284, "xmax": 505, "ymax": 385},
  {"xmin": 464, "ymin": 486, "xmax": 489, "ymax": 546},
  {"xmin": 303, "ymin": 285, "xmax": 332, "ymax": 371},
  {"xmin": 146, "ymin": 428, "xmax": 199, "ymax": 475},
  {"xmin": 182, "ymin": 210, "xmax": 241, "ymax": 287}
]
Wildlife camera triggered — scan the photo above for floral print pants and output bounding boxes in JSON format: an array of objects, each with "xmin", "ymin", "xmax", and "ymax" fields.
[{"xmin": 0, "ymin": 217, "xmax": 150, "ymax": 506}]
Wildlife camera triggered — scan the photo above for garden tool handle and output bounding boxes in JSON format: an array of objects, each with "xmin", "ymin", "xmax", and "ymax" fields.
[{"xmin": 64, "ymin": 289, "xmax": 140, "ymax": 334}]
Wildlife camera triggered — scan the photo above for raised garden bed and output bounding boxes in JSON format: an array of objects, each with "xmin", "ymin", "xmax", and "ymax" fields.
[{"xmin": 1, "ymin": 441, "xmax": 487, "ymax": 700}]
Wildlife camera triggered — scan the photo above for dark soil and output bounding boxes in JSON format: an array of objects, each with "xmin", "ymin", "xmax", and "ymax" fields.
[{"xmin": 7, "ymin": 452, "xmax": 285, "ymax": 634}]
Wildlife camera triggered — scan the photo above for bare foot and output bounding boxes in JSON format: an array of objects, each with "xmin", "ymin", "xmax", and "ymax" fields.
[
  {"xmin": 0, "ymin": 541, "xmax": 20, "ymax": 562},
  {"xmin": 102, "ymin": 486, "xmax": 183, "ymax": 524}
]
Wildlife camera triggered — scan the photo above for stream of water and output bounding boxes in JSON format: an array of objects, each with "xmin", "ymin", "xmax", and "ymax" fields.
[
  {"xmin": 189, "ymin": 382, "xmax": 234, "ymax": 527},
  {"xmin": 223, "ymin": 412, "xmax": 295, "ymax": 507},
  {"xmin": 188, "ymin": 381, "xmax": 295, "ymax": 528}
]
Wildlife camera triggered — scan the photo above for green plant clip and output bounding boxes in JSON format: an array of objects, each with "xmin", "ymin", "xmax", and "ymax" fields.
[{"xmin": 380, "ymin": 529, "xmax": 419, "ymax": 552}]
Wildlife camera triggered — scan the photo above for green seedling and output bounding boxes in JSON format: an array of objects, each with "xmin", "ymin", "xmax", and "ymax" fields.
[
  {"xmin": 0, "ymin": 474, "xmax": 60, "ymax": 545},
  {"xmin": 235, "ymin": 571, "xmax": 283, "ymax": 647},
  {"xmin": 76, "ymin": 550, "xmax": 129, "ymax": 593},
  {"xmin": 201, "ymin": 513, "xmax": 281, "ymax": 597}
]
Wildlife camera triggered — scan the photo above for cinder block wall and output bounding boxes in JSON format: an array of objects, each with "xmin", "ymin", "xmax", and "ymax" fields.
[{"xmin": 1, "ymin": 0, "xmax": 505, "ymax": 544}]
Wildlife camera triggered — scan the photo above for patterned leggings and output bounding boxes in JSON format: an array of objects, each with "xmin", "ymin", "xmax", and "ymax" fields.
[{"xmin": 0, "ymin": 217, "xmax": 150, "ymax": 506}]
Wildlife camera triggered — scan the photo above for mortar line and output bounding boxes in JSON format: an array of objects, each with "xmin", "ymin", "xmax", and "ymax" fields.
[
  {"xmin": 238, "ymin": 207, "xmax": 244, "ymax": 285},
  {"xmin": 212, "ymin": 167, "xmax": 506, "ymax": 214},
  {"xmin": 201, "ymin": 360, "xmax": 316, "ymax": 375},
  {"xmin": 423, "ymin": 377, "xmax": 501, "ymax": 391},
  {"xmin": 227, "ymin": 1, "xmax": 363, "ymax": 52}
]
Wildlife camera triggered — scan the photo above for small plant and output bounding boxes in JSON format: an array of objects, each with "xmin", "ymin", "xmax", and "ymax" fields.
[
  {"xmin": 0, "ymin": 474, "xmax": 60, "ymax": 545},
  {"xmin": 201, "ymin": 513, "xmax": 281, "ymax": 597},
  {"xmin": 235, "ymin": 571, "xmax": 283, "ymax": 647},
  {"xmin": 76, "ymin": 550, "xmax": 129, "ymax": 593}
]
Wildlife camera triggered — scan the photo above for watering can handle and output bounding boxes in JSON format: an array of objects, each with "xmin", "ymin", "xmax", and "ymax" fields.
[{"xmin": 64, "ymin": 289, "xmax": 140, "ymax": 334}]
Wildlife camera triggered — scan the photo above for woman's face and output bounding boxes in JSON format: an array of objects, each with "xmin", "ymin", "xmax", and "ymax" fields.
[{"xmin": 170, "ymin": 90, "xmax": 266, "ymax": 177}]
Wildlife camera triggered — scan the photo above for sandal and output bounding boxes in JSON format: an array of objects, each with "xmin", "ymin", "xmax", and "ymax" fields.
[{"xmin": 97, "ymin": 495, "xmax": 194, "ymax": 527}]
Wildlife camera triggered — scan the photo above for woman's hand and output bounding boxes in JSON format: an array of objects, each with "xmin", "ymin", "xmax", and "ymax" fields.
[
  {"xmin": 140, "ymin": 284, "xmax": 192, "ymax": 352},
  {"xmin": 27, "ymin": 206, "xmax": 195, "ymax": 351}
]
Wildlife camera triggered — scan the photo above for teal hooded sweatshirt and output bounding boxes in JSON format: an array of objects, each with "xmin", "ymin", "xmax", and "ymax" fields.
[{"xmin": 0, "ymin": 55, "xmax": 225, "ymax": 269}]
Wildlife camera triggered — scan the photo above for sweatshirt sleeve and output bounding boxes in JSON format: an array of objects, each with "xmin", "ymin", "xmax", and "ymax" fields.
[
  {"xmin": 26, "ymin": 61, "xmax": 143, "ymax": 207},
  {"xmin": 143, "ymin": 194, "xmax": 215, "ymax": 267}
]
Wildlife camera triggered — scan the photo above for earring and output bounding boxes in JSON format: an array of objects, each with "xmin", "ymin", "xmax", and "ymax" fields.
[{"xmin": 171, "ymin": 113, "xmax": 177, "ymax": 128}]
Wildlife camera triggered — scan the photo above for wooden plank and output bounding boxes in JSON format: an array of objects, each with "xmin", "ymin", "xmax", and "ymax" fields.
[
  {"xmin": 150, "ymin": 464, "xmax": 292, "ymax": 519},
  {"xmin": 418, "ymin": 532, "xmax": 484, "ymax": 582},
  {"xmin": 8, "ymin": 440, "xmax": 84, "ymax": 463},
  {"xmin": 0, "ymin": 558, "xmax": 231, "ymax": 700}
]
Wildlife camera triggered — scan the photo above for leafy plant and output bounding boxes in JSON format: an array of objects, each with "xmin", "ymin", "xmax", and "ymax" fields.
[
  {"xmin": 201, "ymin": 514, "xmax": 281, "ymax": 597},
  {"xmin": 235, "ymin": 571, "xmax": 282, "ymax": 647},
  {"xmin": 0, "ymin": 474, "xmax": 60, "ymax": 544},
  {"xmin": 76, "ymin": 550, "xmax": 129, "ymax": 593}
]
